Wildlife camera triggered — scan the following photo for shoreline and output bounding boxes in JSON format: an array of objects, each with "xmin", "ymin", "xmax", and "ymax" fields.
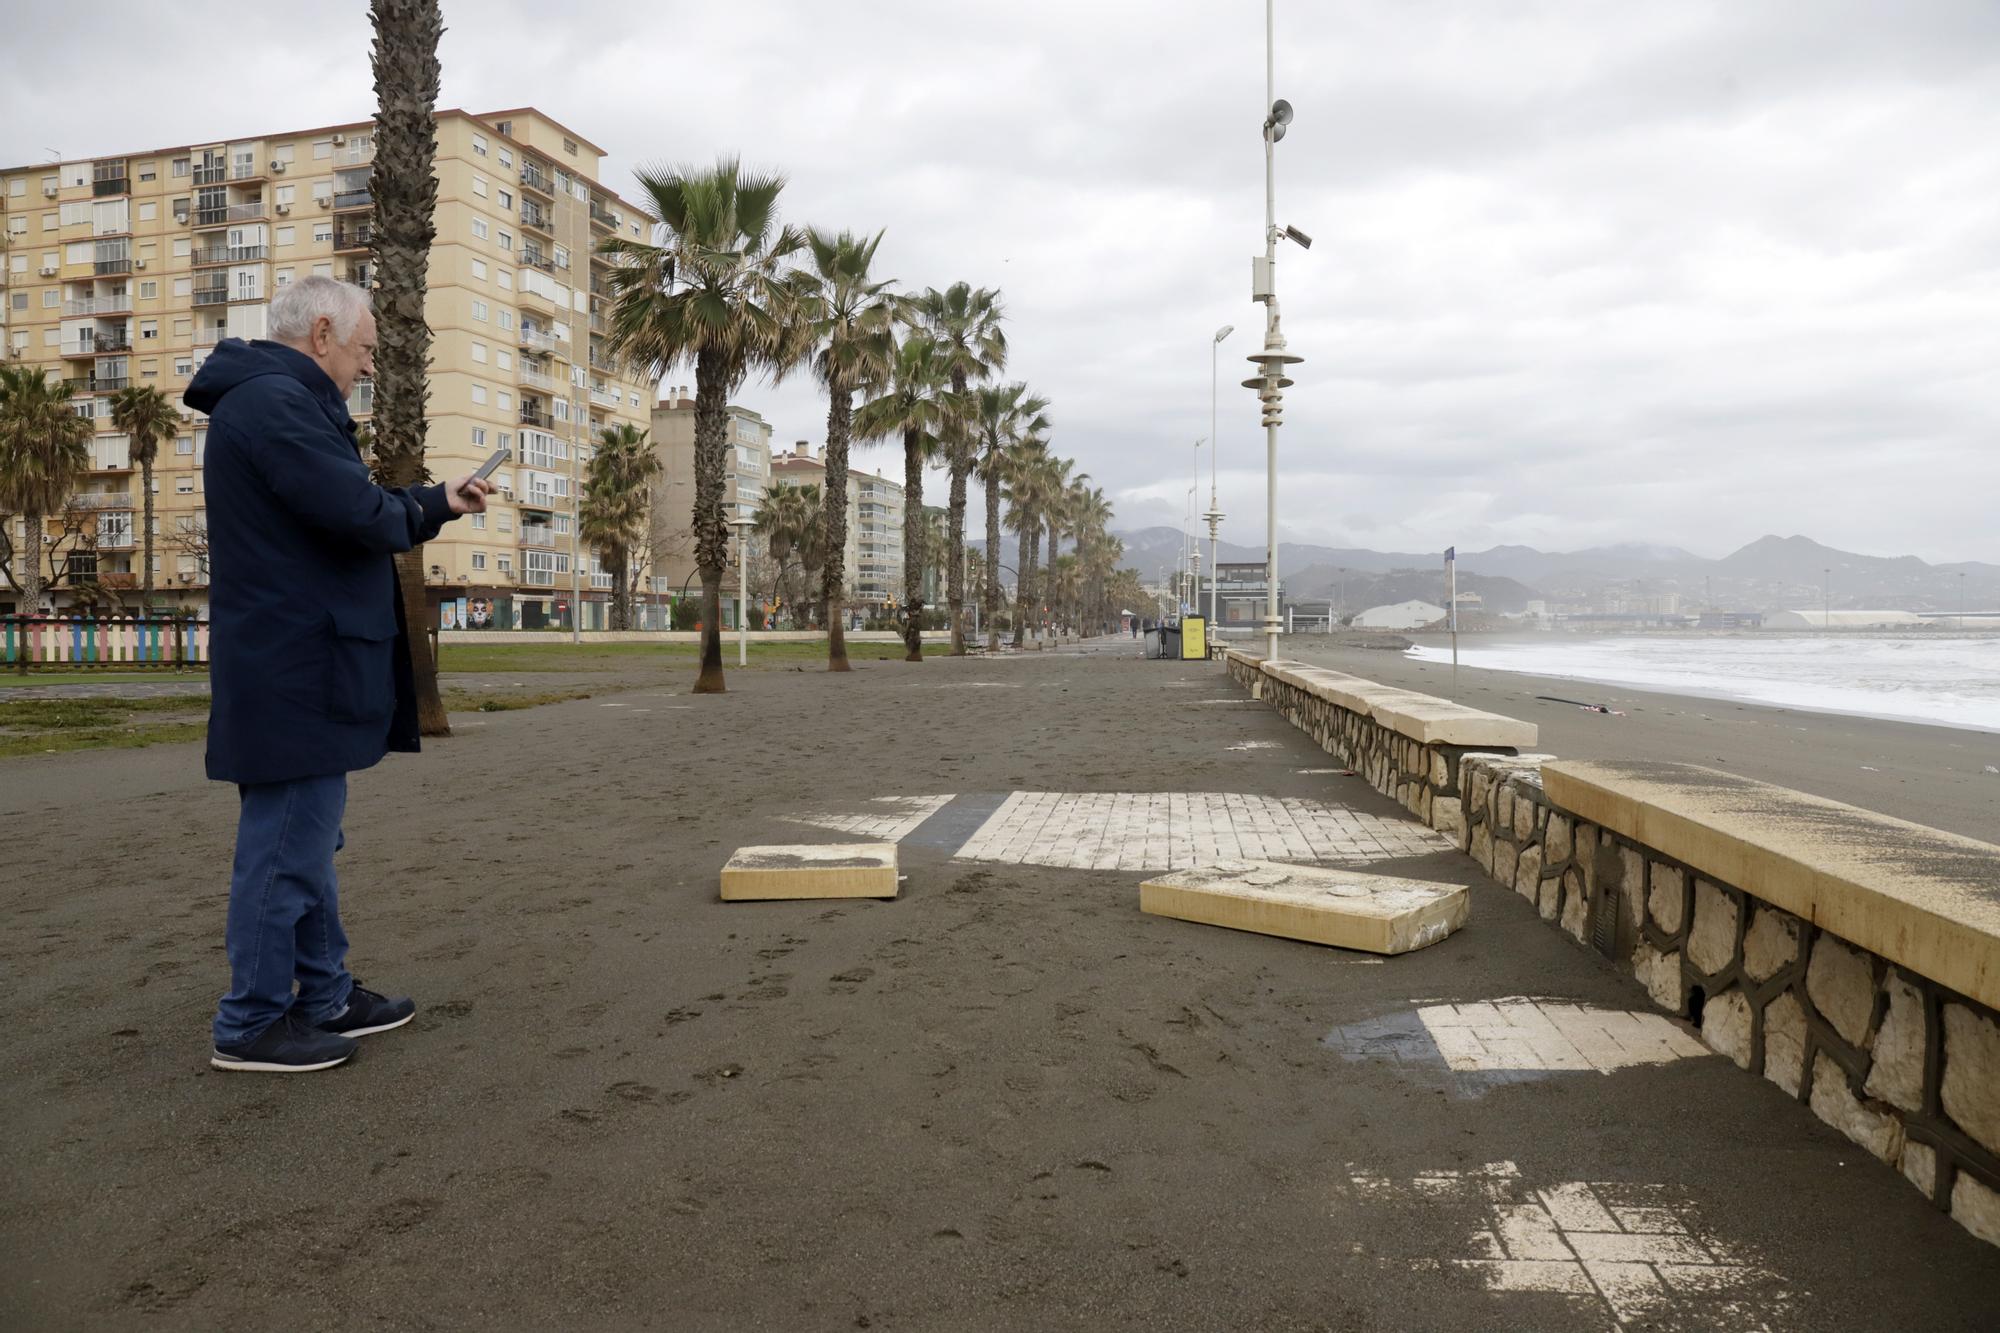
[{"xmin": 1273, "ymin": 638, "xmax": 2000, "ymax": 842}]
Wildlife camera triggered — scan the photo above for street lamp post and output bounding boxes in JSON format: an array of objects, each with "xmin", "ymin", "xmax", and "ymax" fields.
[
  {"xmin": 1205, "ymin": 325, "xmax": 1232, "ymax": 634},
  {"xmin": 1186, "ymin": 475, "xmax": 1201, "ymax": 617},
  {"xmin": 1823, "ymin": 567, "xmax": 1831, "ymax": 631},
  {"xmin": 732, "ymin": 516, "xmax": 756, "ymax": 666},
  {"xmin": 1243, "ymin": 0, "xmax": 1306, "ymax": 662}
]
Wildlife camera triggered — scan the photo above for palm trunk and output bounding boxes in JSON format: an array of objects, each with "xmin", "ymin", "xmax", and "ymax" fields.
[
  {"xmin": 140, "ymin": 458, "xmax": 156, "ymax": 606},
  {"xmin": 609, "ymin": 543, "xmax": 630, "ymax": 630},
  {"xmin": 947, "ymin": 366, "xmax": 971, "ymax": 655},
  {"xmin": 822, "ymin": 388, "xmax": 853, "ymax": 672},
  {"xmin": 19, "ymin": 506, "xmax": 42, "ymax": 630},
  {"xmin": 902, "ymin": 426, "xmax": 925, "ymax": 662},
  {"xmin": 368, "ymin": 0, "xmax": 447, "ymax": 733},
  {"xmin": 691, "ymin": 350, "xmax": 733, "ymax": 691},
  {"xmin": 1012, "ymin": 513, "xmax": 1034, "ymax": 648},
  {"xmin": 984, "ymin": 443, "xmax": 1002, "ymax": 653}
]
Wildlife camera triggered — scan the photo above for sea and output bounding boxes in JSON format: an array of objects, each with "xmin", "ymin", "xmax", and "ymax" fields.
[{"xmin": 1403, "ymin": 634, "xmax": 2000, "ymax": 734}]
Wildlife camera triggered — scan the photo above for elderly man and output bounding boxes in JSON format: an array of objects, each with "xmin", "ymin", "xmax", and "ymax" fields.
[{"xmin": 184, "ymin": 276, "xmax": 491, "ymax": 1074}]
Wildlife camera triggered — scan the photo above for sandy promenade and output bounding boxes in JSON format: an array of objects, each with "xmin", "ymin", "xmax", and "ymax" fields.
[
  {"xmin": 1275, "ymin": 638, "xmax": 2000, "ymax": 842},
  {"xmin": 4, "ymin": 641, "xmax": 1998, "ymax": 1329}
]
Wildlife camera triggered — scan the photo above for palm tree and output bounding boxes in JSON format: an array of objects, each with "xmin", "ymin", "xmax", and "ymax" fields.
[
  {"xmin": 971, "ymin": 383, "xmax": 1049, "ymax": 647},
  {"xmin": 1049, "ymin": 553, "xmax": 1083, "ymax": 633},
  {"xmin": 0, "ymin": 368, "xmax": 95, "ymax": 623},
  {"xmin": 1041, "ymin": 457, "xmax": 1077, "ymax": 634},
  {"xmin": 601, "ymin": 157, "xmax": 810, "ymax": 693},
  {"xmin": 855, "ymin": 333, "xmax": 948, "ymax": 662},
  {"xmin": 109, "ymin": 385, "xmax": 179, "ymax": 608},
  {"xmin": 755, "ymin": 482, "xmax": 824, "ymax": 626},
  {"xmin": 799, "ymin": 229, "xmax": 898, "ymax": 672},
  {"xmin": 578, "ymin": 424, "xmax": 662, "ymax": 631},
  {"xmin": 919, "ymin": 507, "xmax": 949, "ymax": 607},
  {"xmin": 366, "ymin": 0, "xmax": 449, "ymax": 734},
  {"xmin": 998, "ymin": 433, "xmax": 1054, "ymax": 646},
  {"xmin": 913, "ymin": 283, "xmax": 1007, "ymax": 653}
]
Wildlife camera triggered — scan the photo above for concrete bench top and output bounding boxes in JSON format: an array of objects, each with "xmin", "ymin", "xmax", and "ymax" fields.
[
  {"xmin": 1250, "ymin": 658, "xmax": 1538, "ymax": 749},
  {"xmin": 1544, "ymin": 759, "xmax": 2000, "ymax": 1011}
]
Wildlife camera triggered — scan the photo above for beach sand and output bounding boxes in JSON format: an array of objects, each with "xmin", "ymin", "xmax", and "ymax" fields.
[{"xmin": 1276, "ymin": 636, "xmax": 2000, "ymax": 842}]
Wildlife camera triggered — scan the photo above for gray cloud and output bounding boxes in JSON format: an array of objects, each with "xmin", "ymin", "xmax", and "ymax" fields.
[{"xmin": 6, "ymin": 0, "xmax": 1995, "ymax": 561}]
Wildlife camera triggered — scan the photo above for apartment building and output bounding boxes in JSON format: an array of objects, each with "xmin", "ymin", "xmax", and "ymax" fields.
[
  {"xmin": 647, "ymin": 391, "xmax": 773, "ymax": 603},
  {"xmin": 768, "ymin": 441, "xmax": 905, "ymax": 608},
  {"xmin": 0, "ymin": 107, "xmax": 655, "ymax": 627}
]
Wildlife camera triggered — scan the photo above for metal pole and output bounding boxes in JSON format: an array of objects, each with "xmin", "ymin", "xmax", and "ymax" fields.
[
  {"xmin": 1262, "ymin": 0, "xmax": 1281, "ymax": 663},
  {"xmin": 568, "ymin": 389, "xmax": 582, "ymax": 643},
  {"xmin": 1208, "ymin": 335, "xmax": 1222, "ymax": 631},
  {"xmin": 738, "ymin": 524, "xmax": 749, "ymax": 666},
  {"xmin": 1449, "ymin": 552, "xmax": 1459, "ymax": 678}
]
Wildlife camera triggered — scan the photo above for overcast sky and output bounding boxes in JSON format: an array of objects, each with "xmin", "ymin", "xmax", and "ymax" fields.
[{"xmin": 6, "ymin": 1, "xmax": 1997, "ymax": 562}]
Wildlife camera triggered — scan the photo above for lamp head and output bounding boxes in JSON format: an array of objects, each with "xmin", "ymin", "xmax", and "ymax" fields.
[{"xmin": 1214, "ymin": 324, "xmax": 1234, "ymax": 343}]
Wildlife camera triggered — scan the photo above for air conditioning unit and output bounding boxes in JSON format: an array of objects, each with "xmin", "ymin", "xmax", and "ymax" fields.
[
  {"xmin": 38, "ymin": 266, "xmax": 57, "ymax": 277},
  {"xmin": 275, "ymin": 204, "xmax": 290, "ymax": 216},
  {"xmin": 133, "ymin": 260, "xmax": 146, "ymax": 270},
  {"xmin": 271, "ymin": 161, "xmax": 287, "ymax": 174},
  {"xmin": 43, "ymin": 185, "xmax": 58, "ymax": 197},
  {"xmin": 174, "ymin": 211, "xmax": 188, "ymax": 224},
  {"xmin": 330, "ymin": 133, "xmax": 346, "ymax": 146}
]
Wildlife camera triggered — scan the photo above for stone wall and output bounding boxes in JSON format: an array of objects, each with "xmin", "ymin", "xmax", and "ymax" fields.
[
  {"xmin": 1226, "ymin": 651, "xmax": 2000, "ymax": 1249},
  {"xmin": 1457, "ymin": 753, "xmax": 2000, "ymax": 1248}
]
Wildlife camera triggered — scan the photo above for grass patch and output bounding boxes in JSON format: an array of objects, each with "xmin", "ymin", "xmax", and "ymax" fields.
[
  {"xmin": 0, "ymin": 695, "xmax": 209, "ymax": 729},
  {"xmin": 441, "ymin": 640, "xmax": 952, "ymax": 673},
  {"xmin": 0, "ymin": 721, "xmax": 206, "ymax": 759}
]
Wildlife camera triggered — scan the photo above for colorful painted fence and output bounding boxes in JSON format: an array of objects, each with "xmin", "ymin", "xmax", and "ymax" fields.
[{"xmin": 1, "ymin": 616, "xmax": 209, "ymax": 670}]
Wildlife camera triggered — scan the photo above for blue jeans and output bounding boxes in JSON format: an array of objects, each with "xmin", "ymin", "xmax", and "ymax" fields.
[{"xmin": 213, "ymin": 774, "xmax": 355, "ymax": 1046}]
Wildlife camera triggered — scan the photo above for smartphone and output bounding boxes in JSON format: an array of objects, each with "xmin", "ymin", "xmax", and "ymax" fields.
[{"xmin": 461, "ymin": 446, "xmax": 509, "ymax": 495}]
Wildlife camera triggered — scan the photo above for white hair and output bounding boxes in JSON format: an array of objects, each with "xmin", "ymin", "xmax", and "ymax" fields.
[{"xmin": 270, "ymin": 275, "xmax": 372, "ymax": 344}]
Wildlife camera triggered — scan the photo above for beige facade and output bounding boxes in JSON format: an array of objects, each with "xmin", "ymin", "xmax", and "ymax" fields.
[
  {"xmin": 0, "ymin": 107, "xmax": 654, "ymax": 627},
  {"xmin": 768, "ymin": 441, "xmax": 904, "ymax": 607},
  {"xmin": 647, "ymin": 391, "xmax": 773, "ymax": 601}
]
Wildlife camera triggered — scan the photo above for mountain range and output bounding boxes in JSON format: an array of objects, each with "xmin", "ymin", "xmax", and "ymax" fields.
[{"xmin": 1103, "ymin": 529, "xmax": 2000, "ymax": 614}]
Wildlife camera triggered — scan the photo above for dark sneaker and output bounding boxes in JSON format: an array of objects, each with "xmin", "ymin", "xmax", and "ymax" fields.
[
  {"xmin": 212, "ymin": 1010, "xmax": 357, "ymax": 1073},
  {"xmin": 316, "ymin": 983, "xmax": 416, "ymax": 1038}
]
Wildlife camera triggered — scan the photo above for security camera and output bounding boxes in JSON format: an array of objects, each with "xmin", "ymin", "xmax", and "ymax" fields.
[{"xmin": 1283, "ymin": 224, "xmax": 1313, "ymax": 250}]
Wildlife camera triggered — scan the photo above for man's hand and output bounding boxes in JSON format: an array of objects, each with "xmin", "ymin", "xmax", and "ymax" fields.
[{"xmin": 447, "ymin": 476, "xmax": 493, "ymax": 515}]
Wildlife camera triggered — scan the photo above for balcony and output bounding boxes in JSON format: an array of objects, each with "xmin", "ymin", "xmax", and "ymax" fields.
[
  {"xmin": 519, "ymin": 163, "xmax": 554, "ymax": 196},
  {"xmin": 520, "ymin": 204, "xmax": 553, "ymax": 235},
  {"xmin": 518, "ymin": 403, "xmax": 552, "ymax": 429},
  {"xmin": 518, "ymin": 527, "xmax": 560, "ymax": 549},
  {"xmin": 69, "ymin": 492, "xmax": 133, "ymax": 511},
  {"xmin": 588, "ymin": 387, "xmax": 616, "ymax": 408},
  {"xmin": 94, "ymin": 257, "xmax": 133, "ymax": 276},
  {"xmin": 588, "ymin": 201, "xmax": 617, "ymax": 230},
  {"xmin": 343, "ymin": 263, "xmax": 374, "ymax": 289},
  {"xmin": 332, "ymin": 223, "xmax": 373, "ymax": 253},
  {"xmin": 63, "ymin": 295, "xmax": 132, "ymax": 317},
  {"xmin": 230, "ymin": 162, "xmax": 265, "ymax": 181},
  {"xmin": 589, "ymin": 311, "xmax": 606, "ymax": 335},
  {"xmin": 94, "ymin": 529, "xmax": 135, "ymax": 550},
  {"xmin": 518, "ymin": 326, "xmax": 559, "ymax": 353},
  {"xmin": 92, "ymin": 176, "xmax": 129, "ymax": 197},
  {"xmin": 517, "ymin": 363, "xmax": 556, "ymax": 391},
  {"xmin": 334, "ymin": 139, "xmax": 375, "ymax": 166},
  {"xmin": 347, "ymin": 380, "xmax": 374, "ymax": 416},
  {"xmin": 192, "ymin": 284, "xmax": 231, "ymax": 307},
  {"xmin": 194, "ymin": 326, "xmax": 227, "ymax": 347},
  {"xmin": 519, "ymin": 252, "xmax": 554, "ymax": 274},
  {"xmin": 194, "ymin": 201, "xmax": 266, "ymax": 226},
  {"xmin": 64, "ymin": 375, "xmax": 128, "ymax": 394},
  {"xmin": 93, "ymin": 332, "xmax": 132, "ymax": 354},
  {"xmin": 193, "ymin": 164, "xmax": 229, "ymax": 185},
  {"xmin": 332, "ymin": 188, "xmax": 372, "ymax": 212},
  {"xmin": 191, "ymin": 243, "xmax": 268, "ymax": 266}
]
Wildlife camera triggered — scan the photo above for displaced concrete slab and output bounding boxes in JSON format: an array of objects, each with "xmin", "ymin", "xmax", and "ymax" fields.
[
  {"xmin": 1140, "ymin": 859, "xmax": 1468, "ymax": 954},
  {"xmin": 720, "ymin": 842, "xmax": 899, "ymax": 901},
  {"xmin": 1543, "ymin": 760, "xmax": 2000, "ymax": 1011},
  {"xmin": 1250, "ymin": 657, "xmax": 1538, "ymax": 749}
]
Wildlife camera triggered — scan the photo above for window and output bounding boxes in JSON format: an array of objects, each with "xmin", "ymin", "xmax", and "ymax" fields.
[
  {"xmin": 140, "ymin": 280, "xmax": 158, "ymax": 299},
  {"xmin": 496, "ymin": 269, "xmax": 512, "ymax": 291},
  {"xmin": 554, "ymin": 245, "xmax": 569, "ymax": 270},
  {"xmin": 498, "ymin": 189, "xmax": 513, "ymax": 210},
  {"xmin": 275, "ymin": 185, "xmax": 295, "ymax": 206},
  {"xmin": 140, "ymin": 320, "xmax": 158, "ymax": 340},
  {"xmin": 471, "ymin": 216, "xmax": 488, "ymax": 240},
  {"xmin": 276, "ymin": 225, "xmax": 296, "ymax": 246},
  {"xmin": 172, "ymin": 158, "xmax": 190, "ymax": 178},
  {"xmin": 472, "ymin": 426, "xmax": 488, "ymax": 447},
  {"xmin": 562, "ymin": 138, "xmax": 578, "ymax": 156},
  {"xmin": 313, "ymin": 222, "xmax": 333, "ymax": 243},
  {"xmin": 471, "ymin": 385, "xmax": 487, "ymax": 405},
  {"xmin": 275, "ymin": 269, "xmax": 293, "ymax": 288},
  {"xmin": 173, "ymin": 317, "xmax": 189, "ymax": 335},
  {"xmin": 273, "ymin": 145, "xmax": 295, "ymax": 165},
  {"xmin": 495, "ymin": 121, "xmax": 513, "ymax": 137},
  {"xmin": 470, "ymin": 341, "xmax": 487, "ymax": 364},
  {"xmin": 138, "ymin": 202, "xmax": 157, "ymax": 222},
  {"xmin": 497, "ymin": 555, "xmax": 513, "ymax": 574},
  {"xmin": 497, "ymin": 390, "xmax": 512, "ymax": 412},
  {"xmin": 313, "ymin": 140, "xmax": 332, "ymax": 160},
  {"xmin": 176, "ymin": 476, "xmax": 195, "ymax": 494},
  {"xmin": 498, "ymin": 148, "xmax": 513, "ymax": 170},
  {"xmin": 175, "ymin": 358, "xmax": 193, "ymax": 377},
  {"xmin": 471, "ymin": 299, "xmax": 488, "ymax": 322},
  {"xmin": 43, "ymin": 290, "xmax": 59, "ymax": 308},
  {"xmin": 60, "ymin": 201, "xmax": 90, "ymax": 226},
  {"xmin": 496, "ymin": 230, "xmax": 512, "ymax": 251},
  {"xmin": 471, "ymin": 513, "xmax": 486, "ymax": 530},
  {"xmin": 472, "ymin": 552, "xmax": 487, "ymax": 571},
  {"xmin": 472, "ymin": 134, "xmax": 488, "ymax": 157},
  {"xmin": 472, "ymin": 175, "xmax": 488, "ymax": 198},
  {"xmin": 40, "ymin": 212, "xmax": 54, "ymax": 230},
  {"xmin": 471, "ymin": 258, "xmax": 487, "ymax": 281},
  {"xmin": 312, "ymin": 180, "xmax": 332, "ymax": 205},
  {"xmin": 495, "ymin": 348, "xmax": 512, "ymax": 371},
  {"xmin": 171, "ymin": 237, "xmax": 191, "ymax": 257},
  {"xmin": 139, "ymin": 163, "xmax": 157, "ymax": 182},
  {"xmin": 311, "ymin": 262, "xmax": 332, "ymax": 278}
]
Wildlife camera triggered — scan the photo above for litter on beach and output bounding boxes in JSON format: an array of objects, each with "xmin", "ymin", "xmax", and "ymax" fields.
[{"xmin": 1535, "ymin": 695, "xmax": 1626, "ymax": 716}]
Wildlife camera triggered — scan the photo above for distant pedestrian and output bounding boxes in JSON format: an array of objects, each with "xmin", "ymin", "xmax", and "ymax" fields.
[{"xmin": 185, "ymin": 277, "xmax": 491, "ymax": 1074}]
